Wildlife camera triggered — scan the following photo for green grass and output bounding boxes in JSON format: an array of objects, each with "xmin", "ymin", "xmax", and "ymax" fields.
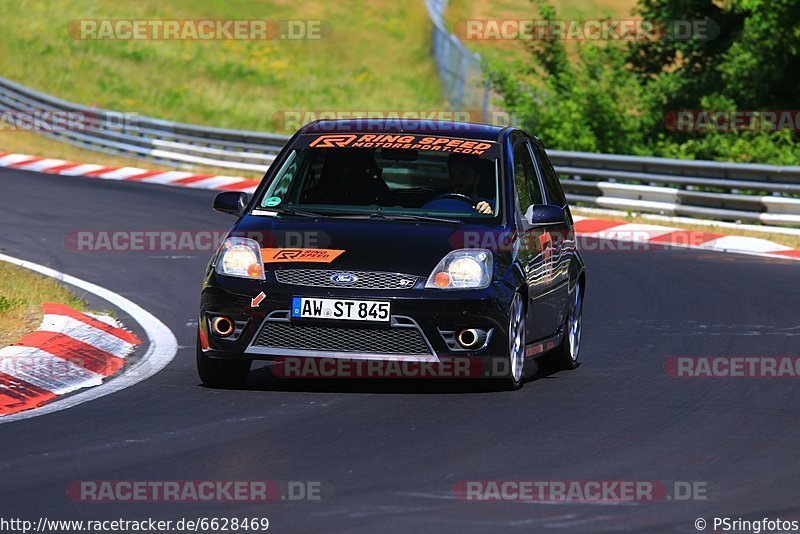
[
  {"xmin": 0, "ymin": 0, "xmax": 446, "ymax": 132},
  {"xmin": 0, "ymin": 262, "xmax": 87, "ymax": 348},
  {"xmin": 445, "ymin": 0, "xmax": 637, "ymax": 65},
  {"xmin": 0, "ymin": 0, "xmax": 638, "ymax": 134}
]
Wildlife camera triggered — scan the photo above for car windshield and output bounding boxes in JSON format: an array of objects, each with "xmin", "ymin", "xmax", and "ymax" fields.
[{"xmin": 257, "ymin": 133, "xmax": 501, "ymax": 219}]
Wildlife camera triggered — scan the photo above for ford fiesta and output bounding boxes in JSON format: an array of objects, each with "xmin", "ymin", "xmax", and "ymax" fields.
[{"xmin": 198, "ymin": 119, "xmax": 585, "ymax": 389}]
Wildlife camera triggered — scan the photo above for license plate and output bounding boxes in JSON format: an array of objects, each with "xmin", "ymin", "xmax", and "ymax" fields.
[{"xmin": 291, "ymin": 297, "xmax": 391, "ymax": 322}]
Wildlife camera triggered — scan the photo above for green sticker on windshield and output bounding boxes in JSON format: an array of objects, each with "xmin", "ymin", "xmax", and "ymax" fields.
[{"xmin": 262, "ymin": 196, "xmax": 282, "ymax": 207}]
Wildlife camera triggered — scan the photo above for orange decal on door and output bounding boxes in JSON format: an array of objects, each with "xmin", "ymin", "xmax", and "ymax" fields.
[{"xmin": 539, "ymin": 232, "xmax": 554, "ymax": 277}]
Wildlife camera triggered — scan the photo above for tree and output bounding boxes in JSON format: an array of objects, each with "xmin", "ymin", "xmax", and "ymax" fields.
[
  {"xmin": 486, "ymin": 0, "xmax": 645, "ymax": 153},
  {"xmin": 485, "ymin": 0, "xmax": 800, "ymax": 163}
]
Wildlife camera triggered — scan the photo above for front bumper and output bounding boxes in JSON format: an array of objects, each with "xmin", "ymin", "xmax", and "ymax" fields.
[{"xmin": 199, "ymin": 271, "xmax": 514, "ymax": 362}]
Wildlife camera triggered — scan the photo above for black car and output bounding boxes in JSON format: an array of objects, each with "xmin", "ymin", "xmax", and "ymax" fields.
[{"xmin": 198, "ymin": 120, "xmax": 585, "ymax": 389}]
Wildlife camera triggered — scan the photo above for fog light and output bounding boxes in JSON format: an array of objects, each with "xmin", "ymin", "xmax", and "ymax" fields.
[
  {"xmin": 457, "ymin": 328, "xmax": 487, "ymax": 349},
  {"xmin": 210, "ymin": 316, "xmax": 234, "ymax": 337}
]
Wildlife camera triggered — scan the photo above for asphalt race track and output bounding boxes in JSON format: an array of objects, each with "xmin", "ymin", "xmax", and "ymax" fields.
[{"xmin": 1, "ymin": 167, "xmax": 799, "ymax": 532}]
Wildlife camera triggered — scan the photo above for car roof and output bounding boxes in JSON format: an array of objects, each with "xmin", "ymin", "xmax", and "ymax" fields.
[{"xmin": 299, "ymin": 119, "xmax": 508, "ymax": 142}]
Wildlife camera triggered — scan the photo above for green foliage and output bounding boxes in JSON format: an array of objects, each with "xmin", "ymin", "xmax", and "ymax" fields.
[
  {"xmin": 632, "ymin": 0, "xmax": 800, "ymax": 109},
  {"xmin": 487, "ymin": 0, "xmax": 800, "ymax": 164},
  {"xmin": 486, "ymin": 1, "xmax": 646, "ymax": 153}
]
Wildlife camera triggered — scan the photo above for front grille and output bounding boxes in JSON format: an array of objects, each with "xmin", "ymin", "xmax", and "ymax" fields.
[
  {"xmin": 273, "ymin": 269, "xmax": 419, "ymax": 290},
  {"xmin": 253, "ymin": 321, "xmax": 431, "ymax": 355}
]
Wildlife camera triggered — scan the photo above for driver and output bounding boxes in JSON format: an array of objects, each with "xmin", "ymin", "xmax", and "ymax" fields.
[
  {"xmin": 446, "ymin": 154, "xmax": 493, "ymax": 214},
  {"xmin": 314, "ymin": 149, "xmax": 389, "ymax": 205}
]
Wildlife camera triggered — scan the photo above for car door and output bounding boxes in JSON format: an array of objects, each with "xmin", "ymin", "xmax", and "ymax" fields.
[
  {"xmin": 511, "ymin": 137, "xmax": 562, "ymax": 342},
  {"xmin": 529, "ymin": 139, "xmax": 572, "ymax": 329}
]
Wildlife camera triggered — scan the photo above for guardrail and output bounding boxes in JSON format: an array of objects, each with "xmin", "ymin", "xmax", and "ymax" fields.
[
  {"xmin": 424, "ymin": 0, "xmax": 490, "ymax": 118},
  {"xmin": 550, "ymin": 151, "xmax": 800, "ymax": 227},
  {"xmin": 0, "ymin": 76, "xmax": 286, "ymax": 173},
  {"xmin": 1, "ymin": 75, "xmax": 799, "ymax": 228}
]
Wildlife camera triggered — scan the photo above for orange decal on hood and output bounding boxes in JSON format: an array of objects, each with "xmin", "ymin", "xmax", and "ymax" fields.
[{"xmin": 261, "ymin": 248, "xmax": 345, "ymax": 263}]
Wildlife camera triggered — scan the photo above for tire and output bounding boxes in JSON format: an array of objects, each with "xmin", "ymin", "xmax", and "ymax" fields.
[
  {"xmin": 547, "ymin": 282, "xmax": 583, "ymax": 371},
  {"xmin": 196, "ymin": 333, "xmax": 251, "ymax": 388},
  {"xmin": 497, "ymin": 292, "xmax": 526, "ymax": 390}
]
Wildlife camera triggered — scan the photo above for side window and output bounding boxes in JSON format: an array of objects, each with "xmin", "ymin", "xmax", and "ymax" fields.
[
  {"xmin": 513, "ymin": 141, "xmax": 544, "ymax": 214},
  {"xmin": 530, "ymin": 142, "xmax": 567, "ymax": 207},
  {"xmin": 263, "ymin": 150, "xmax": 298, "ymax": 205}
]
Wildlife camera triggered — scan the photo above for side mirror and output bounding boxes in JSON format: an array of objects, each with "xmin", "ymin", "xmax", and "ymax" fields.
[
  {"xmin": 527, "ymin": 204, "xmax": 565, "ymax": 226},
  {"xmin": 213, "ymin": 192, "xmax": 249, "ymax": 215}
]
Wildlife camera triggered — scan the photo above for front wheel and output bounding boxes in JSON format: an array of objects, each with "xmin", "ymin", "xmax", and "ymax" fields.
[
  {"xmin": 197, "ymin": 333, "xmax": 251, "ymax": 388},
  {"xmin": 497, "ymin": 292, "xmax": 526, "ymax": 390}
]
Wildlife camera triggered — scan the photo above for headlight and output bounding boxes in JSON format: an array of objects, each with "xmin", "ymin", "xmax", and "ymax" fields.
[
  {"xmin": 215, "ymin": 237, "xmax": 264, "ymax": 280},
  {"xmin": 425, "ymin": 249, "xmax": 493, "ymax": 289}
]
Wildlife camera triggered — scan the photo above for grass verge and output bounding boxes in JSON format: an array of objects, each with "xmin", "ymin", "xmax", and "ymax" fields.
[
  {"xmin": 0, "ymin": 262, "xmax": 87, "ymax": 349},
  {"xmin": 0, "ymin": 0, "xmax": 445, "ymax": 132}
]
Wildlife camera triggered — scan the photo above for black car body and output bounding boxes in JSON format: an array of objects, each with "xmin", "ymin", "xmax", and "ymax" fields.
[{"xmin": 198, "ymin": 120, "xmax": 585, "ymax": 389}]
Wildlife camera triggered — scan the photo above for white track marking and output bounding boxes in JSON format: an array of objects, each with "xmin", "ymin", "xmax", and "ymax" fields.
[
  {"xmin": 0, "ymin": 346, "xmax": 104, "ymax": 395},
  {"xmin": 0, "ymin": 253, "xmax": 178, "ymax": 423},
  {"xmin": 14, "ymin": 158, "xmax": 69, "ymax": 171},
  {"xmin": 38, "ymin": 313, "xmax": 136, "ymax": 358}
]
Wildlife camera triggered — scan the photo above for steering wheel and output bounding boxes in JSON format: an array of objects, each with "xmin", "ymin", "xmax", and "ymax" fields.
[{"xmin": 428, "ymin": 193, "xmax": 474, "ymax": 206}]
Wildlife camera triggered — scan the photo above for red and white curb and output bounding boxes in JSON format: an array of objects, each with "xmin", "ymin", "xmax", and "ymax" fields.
[
  {"xmin": 0, "ymin": 253, "xmax": 177, "ymax": 423},
  {"xmin": 573, "ymin": 216, "xmax": 800, "ymax": 261},
  {"xmin": 0, "ymin": 151, "xmax": 259, "ymax": 193},
  {"xmin": 0, "ymin": 303, "xmax": 140, "ymax": 416}
]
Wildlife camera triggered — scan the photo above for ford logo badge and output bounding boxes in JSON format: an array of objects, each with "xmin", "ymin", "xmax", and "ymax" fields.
[{"xmin": 331, "ymin": 272, "xmax": 358, "ymax": 285}]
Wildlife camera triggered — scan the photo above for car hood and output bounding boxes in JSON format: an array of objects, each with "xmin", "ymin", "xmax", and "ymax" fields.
[{"xmin": 231, "ymin": 214, "xmax": 509, "ymax": 275}]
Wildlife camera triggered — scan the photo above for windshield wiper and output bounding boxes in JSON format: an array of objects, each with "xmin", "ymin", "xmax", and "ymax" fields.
[
  {"xmin": 254, "ymin": 207, "xmax": 461, "ymax": 224},
  {"xmin": 252, "ymin": 206, "xmax": 329, "ymax": 218},
  {"xmin": 367, "ymin": 212, "xmax": 462, "ymax": 224}
]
